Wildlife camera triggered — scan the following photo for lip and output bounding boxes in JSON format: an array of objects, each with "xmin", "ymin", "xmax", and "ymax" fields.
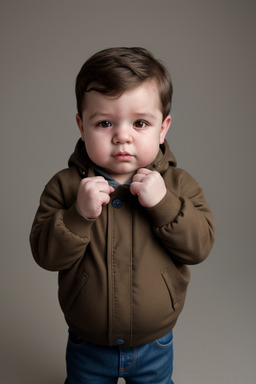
[{"xmin": 113, "ymin": 152, "xmax": 133, "ymax": 161}]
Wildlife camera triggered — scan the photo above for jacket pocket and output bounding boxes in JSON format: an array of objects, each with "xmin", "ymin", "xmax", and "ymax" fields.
[
  {"xmin": 161, "ymin": 266, "xmax": 189, "ymax": 311},
  {"xmin": 161, "ymin": 269, "xmax": 176, "ymax": 311},
  {"xmin": 64, "ymin": 272, "xmax": 89, "ymax": 314}
]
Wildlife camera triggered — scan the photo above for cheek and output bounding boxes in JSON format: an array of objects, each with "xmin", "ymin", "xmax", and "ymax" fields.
[
  {"xmin": 85, "ymin": 138, "xmax": 107, "ymax": 163},
  {"xmin": 137, "ymin": 136, "xmax": 160, "ymax": 163}
]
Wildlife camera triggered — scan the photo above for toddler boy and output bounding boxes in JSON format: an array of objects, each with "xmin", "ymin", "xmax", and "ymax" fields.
[{"xmin": 30, "ymin": 47, "xmax": 215, "ymax": 383}]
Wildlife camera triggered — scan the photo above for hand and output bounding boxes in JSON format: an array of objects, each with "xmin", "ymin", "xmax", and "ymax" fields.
[
  {"xmin": 130, "ymin": 168, "xmax": 167, "ymax": 208},
  {"xmin": 77, "ymin": 176, "xmax": 114, "ymax": 219}
]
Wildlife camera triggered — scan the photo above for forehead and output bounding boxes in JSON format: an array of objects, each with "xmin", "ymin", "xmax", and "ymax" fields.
[{"xmin": 82, "ymin": 80, "xmax": 162, "ymax": 116}]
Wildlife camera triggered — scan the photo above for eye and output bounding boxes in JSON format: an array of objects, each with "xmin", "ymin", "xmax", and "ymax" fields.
[
  {"xmin": 133, "ymin": 120, "xmax": 148, "ymax": 129},
  {"xmin": 98, "ymin": 121, "xmax": 112, "ymax": 128}
]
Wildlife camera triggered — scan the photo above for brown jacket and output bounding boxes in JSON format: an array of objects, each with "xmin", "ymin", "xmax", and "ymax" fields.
[{"xmin": 30, "ymin": 139, "xmax": 214, "ymax": 347}]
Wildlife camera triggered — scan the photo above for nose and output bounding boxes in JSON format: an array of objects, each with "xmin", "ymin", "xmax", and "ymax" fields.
[{"xmin": 112, "ymin": 125, "xmax": 132, "ymax": 144}]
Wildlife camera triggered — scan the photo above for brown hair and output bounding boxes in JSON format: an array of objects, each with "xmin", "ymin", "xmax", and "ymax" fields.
[{"xmin": 75, "ymin": 47, "xmax": 173, "ymax": 120}]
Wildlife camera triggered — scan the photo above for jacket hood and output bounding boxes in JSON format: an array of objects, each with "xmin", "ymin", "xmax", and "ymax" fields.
[{"xmin": 68, "ymin": 138, "xmax": 177, "ymax": 175}]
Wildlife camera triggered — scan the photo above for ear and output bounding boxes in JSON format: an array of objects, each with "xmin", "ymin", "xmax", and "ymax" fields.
[
  {"xmin": 160, "ymin": 115, "xmax": 171, "ymax": 144},
  {"xmin": 76, "ymin": 114, "xmax": 85, "ymax": 141}
]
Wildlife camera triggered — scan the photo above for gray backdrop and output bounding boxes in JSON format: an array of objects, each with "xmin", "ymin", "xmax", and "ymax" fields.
[{"xmin": 1, "ymin": 1, "xmax": 255, "ymax": 383}]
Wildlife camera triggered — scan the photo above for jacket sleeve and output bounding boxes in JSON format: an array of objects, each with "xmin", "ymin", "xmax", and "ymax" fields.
[
  {"xmin": 29, "ymin": 173, "xmax": 95, "ymax": 271},
  {"xmin": 146, "ymin": 169, "xmax": 215, "ymax": 265}
]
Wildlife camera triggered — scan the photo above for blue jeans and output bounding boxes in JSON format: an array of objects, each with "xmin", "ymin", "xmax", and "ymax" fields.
[{"xmin": 65, "ymin": 330, "xmax": 174, "ymax": 383}]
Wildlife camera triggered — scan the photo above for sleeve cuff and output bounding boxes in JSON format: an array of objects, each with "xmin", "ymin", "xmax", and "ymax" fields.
[
  {"xmin": 63, "ymin": 203, "xmax": 95, "ymax": 237},
  {"xmin": 146, "ymin": 191, "xmax": 183, "ymax": 227}
]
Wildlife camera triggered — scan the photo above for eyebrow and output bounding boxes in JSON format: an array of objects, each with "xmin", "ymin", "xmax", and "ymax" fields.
[
  {"xmin": 88, "ymin": 112, "xmax": 158, "ymax": 121},
  {"xmin": 133, "ymin": 112, "xmax": 157, "ymax": 120},
  {"xmin": 87, "ymin": 112, "xmax": 113, "ymax": 120}
]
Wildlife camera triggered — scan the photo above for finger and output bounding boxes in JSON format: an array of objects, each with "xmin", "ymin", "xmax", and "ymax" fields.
[
  {"xmin": 136, "ymin": 168, "xmax": 152, "ymax": 176},
  {"xmin": 83, "ymin": 176, "xmax": 106, "ymax": 183},
  {"xmin": 83, "ymin": 178, "xmax": 112, "ymax": 191},
  {"xmin": 109, "ymin": 186, "xmax": 115, "ymax": 193},
  {"xmin": 100, "ymin": 192, "xmax": 112, "ymax": 206},
  {"xmin": 130, "ymin": 181, "xmax": 141, "ymax": 196},
  {"xmin": 132, "ymin": 173, "xmax": 145, "ymax": 183},
  {"xmin": 93, "ymin": 179, "xmax": 114, "ymax": 194},
  {"xmin": 97, "ymin": 182, "xmax": 114, "ymax": 194}
]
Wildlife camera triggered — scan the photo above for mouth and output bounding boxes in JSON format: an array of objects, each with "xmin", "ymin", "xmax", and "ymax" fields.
[{"xmin": 113, "ymin": 152, "xmax": 133, "ymax": 161}]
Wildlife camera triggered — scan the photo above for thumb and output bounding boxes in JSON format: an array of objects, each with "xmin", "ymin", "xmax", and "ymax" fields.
[
  {"xmin": 109, "ymin": 186, "xmax": 115, "ymax": 193},
  {"xmin": 130, "ymin": 181, "xmax": 141, "ymax": 196}
]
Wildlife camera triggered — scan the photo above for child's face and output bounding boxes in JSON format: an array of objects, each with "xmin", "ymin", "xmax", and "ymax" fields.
[{"xmin": 76, "ymin": 80, "xmax": 171, "ymax": 184}]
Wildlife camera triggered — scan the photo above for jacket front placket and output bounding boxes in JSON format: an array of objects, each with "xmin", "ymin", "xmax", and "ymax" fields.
[{"xmin": 106, "ymin": 187, "xmax": 133, "ymax": 347}]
